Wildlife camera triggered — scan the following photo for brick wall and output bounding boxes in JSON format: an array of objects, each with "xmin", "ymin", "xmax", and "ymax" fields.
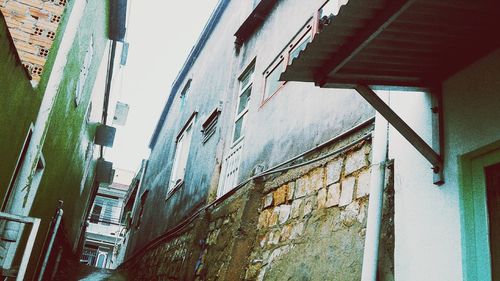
[
  {"xmin": 119, "ymin": 127, "xmax": 395, "ymax": 281},
  {"xmin": 0, "ymin": 0, "xmax": 68, "ymax": 82}
]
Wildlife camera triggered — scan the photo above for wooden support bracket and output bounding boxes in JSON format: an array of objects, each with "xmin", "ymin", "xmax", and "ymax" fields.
[{"xmin": 354, "ymin": 85, "xmax": 444, "ymax": 185}]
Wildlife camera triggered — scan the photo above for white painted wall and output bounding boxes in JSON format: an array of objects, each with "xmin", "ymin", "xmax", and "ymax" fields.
[{"xmin": 389, "ymin": 48, "xmax": 500, "ymax": 281}]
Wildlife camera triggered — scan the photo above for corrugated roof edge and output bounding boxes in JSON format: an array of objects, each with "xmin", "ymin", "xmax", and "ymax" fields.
[{"xmin": 148, "ymin": 0, "xmax": 230, "ymax": 149}]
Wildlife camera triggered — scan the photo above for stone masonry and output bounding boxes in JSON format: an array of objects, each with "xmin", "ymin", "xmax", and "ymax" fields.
[
  {"xmin": 119, "ymin": 129, "xmax": 395, "ymax": 281},
  {"xmin": 245, "ymin": 140, "xmax": 373, "ymax": 281}
]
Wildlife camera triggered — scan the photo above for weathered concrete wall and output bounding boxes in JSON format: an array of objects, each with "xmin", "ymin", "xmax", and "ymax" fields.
[
  {"xmin": 120, "ymin": 128, "xmax": 394, "ymax": 280},
  {"xmin": 128, "ymin": 0, "xmax": 374, "ymax": 260}
]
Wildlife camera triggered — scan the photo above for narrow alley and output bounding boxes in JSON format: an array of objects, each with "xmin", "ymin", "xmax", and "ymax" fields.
[
  {"xmin": 59, "ymin": 264, "xmax": 127, "ymax": 281},
  {"xmin": 1, "ymin": 0, "xmax": 500, "ymax": 280}
]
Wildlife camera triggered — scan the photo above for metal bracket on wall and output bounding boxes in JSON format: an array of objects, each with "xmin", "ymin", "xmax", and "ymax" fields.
[
  {"xmin": 354, "ymin": 85, "xmax": 444, "ymax": 185},
  {"xmin": 430, "ymin": 88, "xmax": 444, "ymax": 185}
]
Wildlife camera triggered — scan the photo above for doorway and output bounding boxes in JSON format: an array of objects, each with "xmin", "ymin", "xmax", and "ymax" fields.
[
  {"xmin": 486, "ymin": 162, "xmax": 500, "ymax": 280},
  {"xmin": 462, "ymin": 147, "xmax": 500, "ymax": 281}
]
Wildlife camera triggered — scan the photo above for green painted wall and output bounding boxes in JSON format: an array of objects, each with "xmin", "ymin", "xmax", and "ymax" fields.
[
  {"xmin": 1, "ymin": 0, "xmax": 110, "ymax": 278},
  {"xmin": 0, "ymin": 16, "xmax": 41, "ymax": 205},
  {"xmin": 25, "ymin": 0, "xmax": 110, "ymax": 277},
  {"xmin": 0, "ymin": 0, "xmax": 81, "ymax": 203}
]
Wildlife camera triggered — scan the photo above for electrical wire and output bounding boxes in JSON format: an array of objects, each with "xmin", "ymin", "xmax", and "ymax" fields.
[{"xmin": 119, "ymin": 125, "xmax": 373, "ymax": 267}]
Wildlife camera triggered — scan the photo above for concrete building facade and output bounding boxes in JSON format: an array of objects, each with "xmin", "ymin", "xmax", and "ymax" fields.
[
  {"xmin": 120, "ymin": 0, "xmax": 387, "ymax": 280},
  {"xmin": 81, "ymin": 168, "xmax": 133, "ymax": 270},
  {"xmin": 118, "ymin": 0, "xmax": 500, "ymax": 281},
  {"xmin": 0, "ymin": 0, "xmax": 128, "ymax": 279}
]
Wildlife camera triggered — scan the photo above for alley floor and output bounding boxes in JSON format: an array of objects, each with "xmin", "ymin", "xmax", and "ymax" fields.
[{"xmin": 57, "ymin": 264, "xmax": 128, "ymax": 281}]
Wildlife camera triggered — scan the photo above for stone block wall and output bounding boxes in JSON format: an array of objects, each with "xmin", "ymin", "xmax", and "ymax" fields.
[
  {"xmin": 245, "ymin": 141, "xmax": 373, "ymax": 281},
  {"xmin": 120, "ymin": 130, "xmax": 395, "ymax": 281},
  {"xmin": 121, "ymin": 224, "xmax": 197, "ymax": 280}
]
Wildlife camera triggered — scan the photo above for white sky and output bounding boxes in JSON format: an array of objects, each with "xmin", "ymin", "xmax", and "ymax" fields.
[{"xmin": 106, "ymin": 0, "xmax": 220, "ymax": 172}]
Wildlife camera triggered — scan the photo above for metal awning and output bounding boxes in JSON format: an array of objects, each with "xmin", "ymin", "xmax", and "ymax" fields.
[
  {"xmin": 281, "ymin": 0, "xmax": 500, "ymax": 185},
  {"xmin": 281, "ymin": 0, "xmax": 500, "ymax": 89}
]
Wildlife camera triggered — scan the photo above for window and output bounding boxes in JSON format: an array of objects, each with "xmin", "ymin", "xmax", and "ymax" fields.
[
  {"xmin": 75, "ymin": 36, "xmax": 94, "ymax": 106},
  {"xmin": 135, "ymin": 190, "xmax": 148, "ymax": 229},
  {"xmin": 263, "ymin": 57, "xmax": 285, "ymax": 101},
  {"xmin": 202, "ymin": 108, "xmax": 220, "ymax": 143},
  {"xmin": 80, "ymin": 141, "xmax": 94, "ymax": 194},
  {"xmin": 89, "ymin": 204, "xmax": 102, "ymax": 224},
  {"xmin": 168, "ymin": 114, "xmax": 196, "ymax": 193},
  {"xmin": 288, "ymin": 29, "xmax": 313, "ymax": 65},
  {"xmin": 2, "ymin": 125, "xmax": 33, "ymax": 211},
  {"xmin": 217, "ymin": 63, "xmax": 254, "ymax": 197},
  {"xmin": 85, "ymin": 102, "xmax": 92, "ymax": 123},
  {"xmin": 263, "ymin": 21, "xmax": 313, "ymax": 103},
  {"xmin": 233, "ymin": 64, "xmax": 254, "ymax": 143},
  {"xmin": 89, "ymin": 196, "xmax": 118, "ymax": 225},
  {"xmin": 461, "ymin": 148, "xmax": 500, "ymax": 280},
  {"xmin": 180, "ymin": 79, "xmax": 192, "ymax": 107}
]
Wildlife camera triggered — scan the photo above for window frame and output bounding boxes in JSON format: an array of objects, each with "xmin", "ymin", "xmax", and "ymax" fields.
[
  {"xmin": 89, "ymin": 204, "xmax": 102, "ymax": 224},
  {"xmin": 75, "ymin": 35, "xmax": 94, "ymax": 106},
  {"xmin": 231, "ymin": 62, "xmax": 255, "ymax": 146},
  {"xmin": 89, "ymin": 195, "xmax": 119, "ymax": 225},
  {"xmin": 261, "ymin": 19, "xmax": 315, "ymax": 105},
  {"xmin": 179, "ymin": 79, "xmax": 192, "ymax": 106},
  {"xmin": 460, "ymin": 146, "xmax": 500, "ymax": 281},
  {"xmin": 167, "ymin": 113, "xmax": 197, "ymax": 196},
  {"xmin": 201, "ymin": 108, "xmax": 221, "ymax": 143}
]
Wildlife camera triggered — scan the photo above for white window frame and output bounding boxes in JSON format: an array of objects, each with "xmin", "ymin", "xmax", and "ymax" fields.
[
  {"xmin": 232, "ymin": 63, "xmax": 254, "ymax": 145},
  {"xmin": 168, "ymin": 114, "xmax": 196, "ymax": 195}
]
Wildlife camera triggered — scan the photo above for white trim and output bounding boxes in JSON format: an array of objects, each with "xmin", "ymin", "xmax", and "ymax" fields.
[
  {"xmin": 231, "ymin": 64, "xmax": 254, "ymax": 144},
  {"xmin": 168, "ymin": 116, "xmax": 196, "ymax": 194}
]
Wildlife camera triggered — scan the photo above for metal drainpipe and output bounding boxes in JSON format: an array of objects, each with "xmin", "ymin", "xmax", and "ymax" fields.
[
  {"xmin": 100, "ymin": 40, "xmax": 118, "ymax": 158},
  {"xmin": 37, "ymin": 202, "xmax": 64, "ymax": 281},
  {"xmin": 361, "ymin": 91, "xmax": 390, "ymax": 281}
]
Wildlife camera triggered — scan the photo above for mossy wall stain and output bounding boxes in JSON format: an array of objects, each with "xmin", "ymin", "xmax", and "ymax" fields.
[
  {"xmin": 0, "ymin": 15, "xmax": 40, "ymax": 203},
  {"xmin": 1, "ymin": 0, "xmax": 110, "ymax": 278},
  {"xmin": 24, "ymin": 0, "xmax": 109, "ymax": 278}
]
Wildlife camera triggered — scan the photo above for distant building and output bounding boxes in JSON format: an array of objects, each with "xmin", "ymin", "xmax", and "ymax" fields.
[
  {"xmin": 81, "ymin": 168, "xmax": 134, "ymax": 269},
  {"xmin": 113, "ymin": 160, "xmax": 147, "ymax": 267}
]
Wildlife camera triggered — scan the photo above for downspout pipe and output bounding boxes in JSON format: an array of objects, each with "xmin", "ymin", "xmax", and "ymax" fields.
[
  {"xmin": 361, "ymin": 91, "xmax": 390, "ymax": 281},
  {"xmin": 37, "ymin": 202, "xmax": 64, "ymax": 281}
]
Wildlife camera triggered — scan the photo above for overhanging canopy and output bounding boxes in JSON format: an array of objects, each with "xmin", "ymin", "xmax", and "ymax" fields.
[{"xmin": 281, "ymin": 0, "xmax": 500, "ymax": 89}]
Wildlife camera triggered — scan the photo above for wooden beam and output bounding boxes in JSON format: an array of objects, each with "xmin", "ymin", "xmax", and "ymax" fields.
[
  {"xmin": 315, "ymin": 0, "xmax": 417, "ymax": 86},
  {"xmin": 354, "ymin": 85, "xmax": 443, "ymax": 177}
]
